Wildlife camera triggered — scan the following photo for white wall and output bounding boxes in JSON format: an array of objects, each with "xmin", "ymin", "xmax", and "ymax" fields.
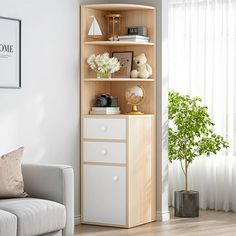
[{"xmin": 0, "ymin": 0, "xmax": 80, "ymax": 218}]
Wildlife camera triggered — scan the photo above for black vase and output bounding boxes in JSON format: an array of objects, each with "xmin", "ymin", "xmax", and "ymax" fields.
[{"xmin": 174, "ymin": 191, "xmax": 199, "ymax": 217}]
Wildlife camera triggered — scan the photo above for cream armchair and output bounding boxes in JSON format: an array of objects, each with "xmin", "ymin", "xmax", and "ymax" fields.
[{"xmin": 22, "ymin": 164, "xmax": 74, "ymax": 236}]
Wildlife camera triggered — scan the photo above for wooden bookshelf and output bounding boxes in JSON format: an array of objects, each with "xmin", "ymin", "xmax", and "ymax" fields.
[{"xmin": 80, "ymin": 4, "xmax": 157, "ymax": 228}]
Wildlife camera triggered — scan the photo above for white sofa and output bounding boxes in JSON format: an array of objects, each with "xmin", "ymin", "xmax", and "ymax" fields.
[{"xmin": 0, "ymin": 164, "xmax": 74, "ymax": 236}]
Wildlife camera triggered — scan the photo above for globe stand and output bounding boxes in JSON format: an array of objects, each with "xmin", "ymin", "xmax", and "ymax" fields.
[{"xmin": 127, "ymin": 105, "xmax": 144, "ymax": 115}]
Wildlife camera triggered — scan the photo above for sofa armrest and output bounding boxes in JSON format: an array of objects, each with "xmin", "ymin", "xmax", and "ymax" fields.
[{"xmin": 22, "ymin": 164, "xmax": 74, "ymax": 236}]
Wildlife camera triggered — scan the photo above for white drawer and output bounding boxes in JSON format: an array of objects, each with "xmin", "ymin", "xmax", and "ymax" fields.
[
  {"xmin": 83, "ymin": 141, "xmax": 126, "ymax": 164},
  {"xmin": 83, "ymin": 118, "xmax": 126, "ymax": 140},
  {"xmin": 83, "ymin": 165, "xmax": 126, "ymax": 225}
]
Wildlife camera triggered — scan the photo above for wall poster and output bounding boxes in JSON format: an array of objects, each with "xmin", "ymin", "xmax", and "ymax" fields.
[{"xmin": 0, "ymin": 17, "xmax": 21, "ymax": 88}]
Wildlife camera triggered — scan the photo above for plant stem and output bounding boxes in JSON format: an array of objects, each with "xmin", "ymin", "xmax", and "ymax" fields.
[
  {"xmin": 185, "ymin": 158, "xmax": 188, "ymax": 192},
  {"xmin": 180, "ymin": 160, "xmax": 186, "ymax": 176}
]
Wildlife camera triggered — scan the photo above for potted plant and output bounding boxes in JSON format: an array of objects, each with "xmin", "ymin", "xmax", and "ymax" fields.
[{"xmin": 168, "ymin": 91, "xmax": 229, "ymax": 217}]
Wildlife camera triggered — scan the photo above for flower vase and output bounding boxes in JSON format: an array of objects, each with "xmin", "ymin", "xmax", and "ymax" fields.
[{"xmin": 97, "ymin": 71, "xmax": 112, "ymax": 79}]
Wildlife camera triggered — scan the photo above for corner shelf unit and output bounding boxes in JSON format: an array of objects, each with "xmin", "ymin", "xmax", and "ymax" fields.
[{"xmin": 80, "ymin": 4, "xmax": 157, "ymax": 228}]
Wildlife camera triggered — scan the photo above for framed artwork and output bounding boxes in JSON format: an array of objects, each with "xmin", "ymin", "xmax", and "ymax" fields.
[
  {"xmin": 112, "ymin": 51, "xmax": 133, "ymax": 78},
  {"xmin": 0, "ymin": 16, "xmax": 21, "ymax": 88}
]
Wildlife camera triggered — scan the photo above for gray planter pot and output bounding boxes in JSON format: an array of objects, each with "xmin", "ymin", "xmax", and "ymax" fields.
[{"xmin": 174, "ymin": 191, "xmax": 199, "ymax": 217}]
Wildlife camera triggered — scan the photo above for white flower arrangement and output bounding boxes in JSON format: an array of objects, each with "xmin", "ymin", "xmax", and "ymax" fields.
[{"xmin": 87, "ymin": 53, "xmax": 120, "ymax": 78}]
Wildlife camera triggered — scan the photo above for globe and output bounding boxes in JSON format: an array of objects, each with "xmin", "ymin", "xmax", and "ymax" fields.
[{"xmin": 125, "ymin": 85, "xmax": 145, "ymax": 114}]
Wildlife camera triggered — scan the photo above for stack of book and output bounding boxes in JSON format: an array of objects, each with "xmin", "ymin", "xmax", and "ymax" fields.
[
  {"xmin": 118, "ymin": 35, "xmax": 150, "ymax": 42},
  {"xmin": 90, "ymin": 107, "xmax": 120, "ymax": 115}
]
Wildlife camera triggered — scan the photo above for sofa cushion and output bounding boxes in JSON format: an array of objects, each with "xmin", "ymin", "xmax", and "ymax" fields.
[
  {"xmin": 0, "ymin": 198, "xmax": 66, "ymax": 236},
  {"xmin": 0, "ymin": 209, "xmax": 17, "ymax": 236},
  {"xmin": 0, "ymin": 147, "xmax": 28, "ymax": 198}
]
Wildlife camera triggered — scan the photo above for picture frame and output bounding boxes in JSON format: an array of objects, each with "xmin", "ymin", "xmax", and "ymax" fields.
[
  {"xmin": 112, "ymin": 51, "xmax": 133, "ymax": 78},
  {"xmin": 0, "ymin": 16, "xmax": 21, "ymax": 88}
]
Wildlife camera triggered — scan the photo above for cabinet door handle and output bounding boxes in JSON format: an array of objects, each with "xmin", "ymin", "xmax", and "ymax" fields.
[
  {"xmin": 113, "ymin": 176, "xmax": 119, "ymax": 182},
  {"xmin": 100, "ymin": 125, "xmax": 107, "ymax": 132},
  {"xmin": 100, "ymin": 149, "xmax": 107, "ymax": 156}
]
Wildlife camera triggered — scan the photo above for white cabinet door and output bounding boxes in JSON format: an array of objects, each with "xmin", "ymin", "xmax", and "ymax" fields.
[
  {"xmin": 83, "ymin": 141, "xmax": 126, "ymax": 164},
  {"xmin": 83, "ymin": 118, "xmax": 126, "ymax": 140},
  {"xmin": 83, "ymin": 165, "xmax": 126, "ymax": 225}
]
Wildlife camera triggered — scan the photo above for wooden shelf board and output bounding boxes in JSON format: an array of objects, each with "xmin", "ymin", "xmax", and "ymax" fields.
[
  {"xmin": 82, "ymin": 4, "xmax": 155, "ymax": 11},
  {"xmin": 84, "ymin": 41, "xmax": 154, "ymax": 46},
  {"xmin": 82, "ymin": 114, "xmax": 155, "ymax": 118},
  {"xmin": 83, "ymin": 78, "xmax": 155, "ymax": 82}
]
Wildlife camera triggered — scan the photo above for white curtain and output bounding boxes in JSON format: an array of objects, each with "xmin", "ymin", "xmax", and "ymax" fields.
[{"xmin": 169, "ymin": 0, "xmax": 236, "ymax": 211}]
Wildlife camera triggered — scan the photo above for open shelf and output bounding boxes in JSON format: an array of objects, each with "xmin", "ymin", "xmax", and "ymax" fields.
[
  {"xmin": 81, "ymin": 3, "xmax": 156, "ymax": 115},
  {"xmin": 83, "ymin": 78, "xmax": 155, "ymax": 82},
  {"xmin": 84, "ymin": 41, "xmax": 154, "ymax": 46}
]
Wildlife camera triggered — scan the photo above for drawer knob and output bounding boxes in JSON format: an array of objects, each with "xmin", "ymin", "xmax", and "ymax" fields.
[
  {"xmin": 113, "ymin": 176, "xmax": 119, "ymax": 182},
  {"xmin": 100, "ymin": 125, "xmax": 107, "ymax": 132},
  {"xmin": 100, "ymin": 149, "xmax": 107, "ymax": 156}
]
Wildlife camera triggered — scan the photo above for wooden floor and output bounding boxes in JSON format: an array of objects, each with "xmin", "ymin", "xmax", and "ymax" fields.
[{"xmin": 75, "ymin": 209, "xmax": 236, "ymax": 236}]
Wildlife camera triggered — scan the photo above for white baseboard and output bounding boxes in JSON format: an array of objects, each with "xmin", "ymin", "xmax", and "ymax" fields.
[
  {"xmin": 74, "ymin": 215, "xmax": 81, "ymax": 225},
  {"xmin": 156, "ymin": 211, "xmax": 170, "ymax": 222}
]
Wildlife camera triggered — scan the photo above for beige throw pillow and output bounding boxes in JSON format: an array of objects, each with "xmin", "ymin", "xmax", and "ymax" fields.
[{"xmin": 0, "ymin": 147, "xmax": 28, "ymax": 198}]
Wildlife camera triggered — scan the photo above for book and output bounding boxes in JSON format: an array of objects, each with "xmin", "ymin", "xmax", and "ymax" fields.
[
  {"xmin": 118, "ymin": 35, "xmax": 149, "ymax": 39},
  {"xmin": 118, "ymin": 35, "xmax": 150, "ymax": 42},
  {"xmin": 90, "ymin": 110, "xmax": 121, "ymax": 115},
  {"xmin": 92, "ymin": 107, "xmax": 120, "ymax": 112},
  {"xmin": 108, "ymin": 35, "xmax": 150, "ymax": 42},
  {"xmin": 119, "ymin": 38, "xmax": 149, "ymax": 42},
  {"xmin": 90, "ymin": 107, "xmax": 120, "ymax": 115}
]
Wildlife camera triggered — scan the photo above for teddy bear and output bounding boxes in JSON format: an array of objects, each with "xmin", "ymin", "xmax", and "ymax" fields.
[{"xmin": 131, "ymin": 53, "xmax": 152, "ymax": 79}]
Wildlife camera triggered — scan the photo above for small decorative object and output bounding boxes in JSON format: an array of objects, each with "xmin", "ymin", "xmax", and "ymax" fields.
[
  {"xmin": 112, "ymin": 51, "xmax": 133, "ymax": 78},
  {"xmin": 106, "ymin": 14, "xmax": 122, "ymax": 41},
  {"xmin": 87, "ymin": 53, "xmax": 120, "ymax": 78},
  {"xmin": 90, "ymin": 93, "xmax": 120, "ymax": 115},
  {"xmin": 131, "ymin": 53, "xmax": 152, "ymax": 79},
  {"xmin": 0, "ymin": 16, "xmax": 21, "ymax": 88},
  {"xmin": 128, "ymin": 26, "xmax": 147, "ymax": 36},
  {"xmin": 88, "ymin": 16, "xmax": 102, "ymax": 39},
  {"xmin": 95, "ymin": 93, "xmax": 118, "ymax": 107},
  {"xmin": 169, "ymin": 91, "xmax": 229, "ymax": 217},
  {"xmin": 125, "ymin": 85, "xmax": 145, "ymax": 115}
]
